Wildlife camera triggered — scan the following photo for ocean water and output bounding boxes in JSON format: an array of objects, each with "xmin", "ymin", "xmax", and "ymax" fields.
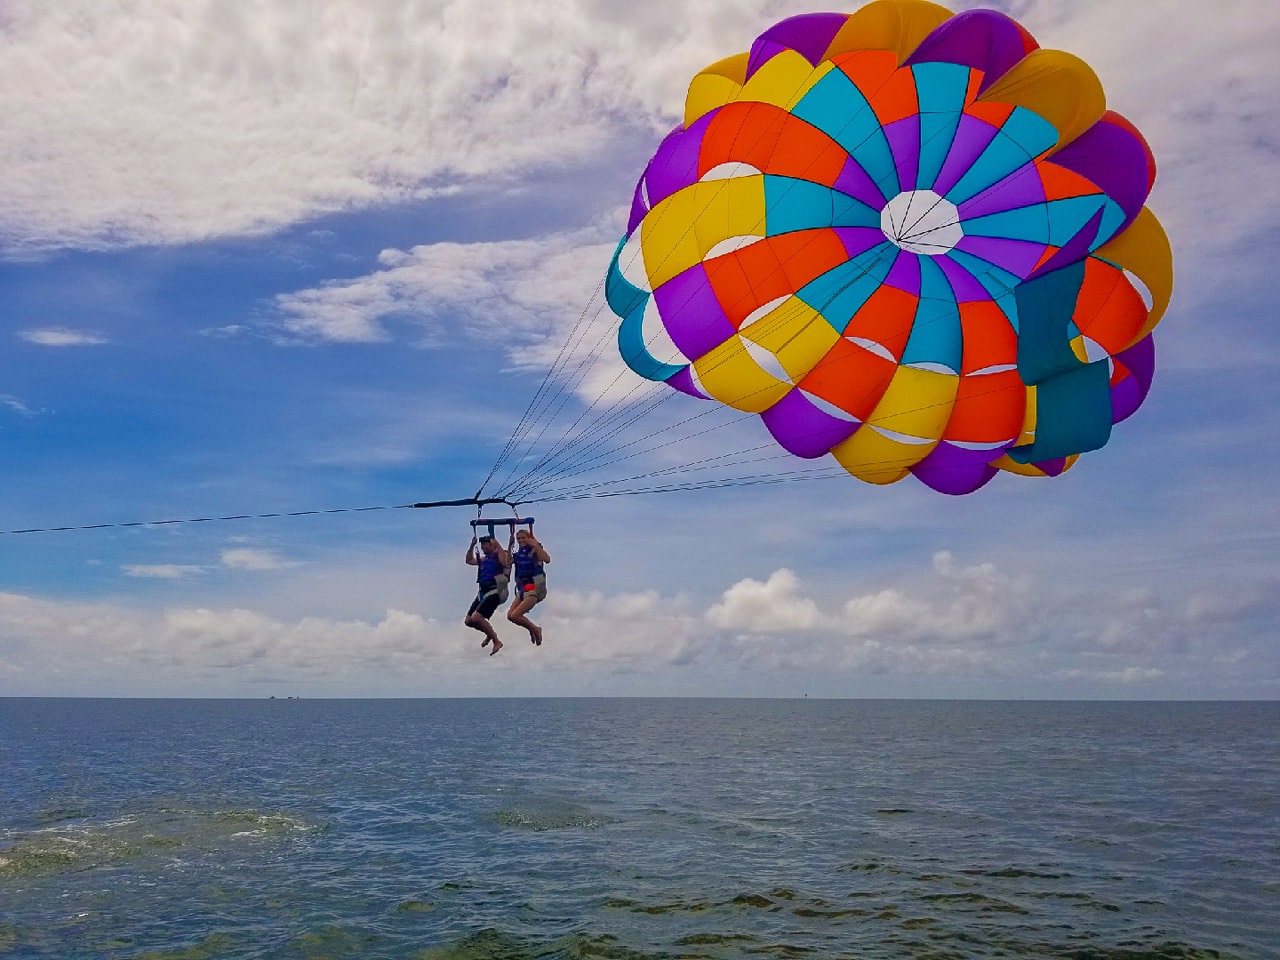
[{"xmin": 0, "ymin": 698, "xmax": 1275, "ymax": 959}]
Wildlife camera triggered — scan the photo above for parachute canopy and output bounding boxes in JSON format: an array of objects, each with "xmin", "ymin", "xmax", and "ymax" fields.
[{"xmin": 605, "ymin": 0, "xmax": 1172, "ymax": 495}]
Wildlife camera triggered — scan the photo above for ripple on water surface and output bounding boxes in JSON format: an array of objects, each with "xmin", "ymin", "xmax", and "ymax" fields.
[
  {"xmin": 0, "ymin": 806, "xmax": 314, "ymax": 878},
  {"xmin": 0, "ymin": 698, "xmax": 1273, "ymax": 959}
]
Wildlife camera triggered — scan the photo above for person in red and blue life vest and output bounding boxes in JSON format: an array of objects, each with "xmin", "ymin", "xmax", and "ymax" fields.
[
  {"xmin": 465, "ymin": 533, "xmax": 510, "ymax": 655},
  {"xmin": 506, "ymin": 527, "xmax": 550, "ymax": 646}
]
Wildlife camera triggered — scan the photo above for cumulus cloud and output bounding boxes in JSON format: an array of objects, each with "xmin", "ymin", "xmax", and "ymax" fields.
[
  {"xmin": 17, "ymin": 327, "xmax": 109, "ymax": 346},
  {"xmin": 705, "ymin": 552, "xmax": 1034, "ymax": 648},
  {"xmin": 0, "ymin": 592, "xmax": 464, "ymax": 688},
  {"xmin": 707, "ymin": 569, "xmax": 821, "ymax": 632},
  {"xmin": 700, "ymin": 553, "xmax": 1039, "ymax": 676},
  {"xmin": 0, "ymin": 588, "xmax": 709, "ymax": 691},
  {"xmin": 2, "ymin": 541, "xmax": 1278, "ymax": 694}
]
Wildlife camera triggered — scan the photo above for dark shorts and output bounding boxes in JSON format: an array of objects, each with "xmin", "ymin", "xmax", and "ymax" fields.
[{"xmin": 468, "ymin": 589, "xmax": 501, "ymax": 620}]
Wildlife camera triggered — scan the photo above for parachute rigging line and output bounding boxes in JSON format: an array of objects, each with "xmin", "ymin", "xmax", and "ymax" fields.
[
  {"xmin": 1, "ymin": 496, "xmax": 515, "ymax": 537},
  {"xmin": 478, "ymin": 60, "xmax": 869, "ymax": 501},
  {"xmin": 480, "ymin": 74, "xmax": 1022, "ymax": 503},
  {"xmin": 477, "ymin": 275, "xmax": 610, "ymax": 495}
]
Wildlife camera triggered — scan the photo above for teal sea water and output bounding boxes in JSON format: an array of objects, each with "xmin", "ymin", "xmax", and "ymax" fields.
[{"xmin": 0, "ymin": 698, "xmax": 1275, "ymax": 959}]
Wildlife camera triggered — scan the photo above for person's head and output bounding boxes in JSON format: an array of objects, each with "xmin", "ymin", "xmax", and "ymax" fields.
[
  {"xmin": 515, "ymin": 529, "xmax": 533, "ymax": 547},
  {"xmin": 478, "ymin": 536, "xmax": 498, "ymax": 555}
]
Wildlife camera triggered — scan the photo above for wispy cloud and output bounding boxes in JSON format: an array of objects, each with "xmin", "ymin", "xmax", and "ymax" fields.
[
  {"xmin": 18, "ymin": 327, "xmax": 109, "ymax": 346},
  {"xmin": 1, "ymin": 394, "xmax": 44, "ymax": 416},
  {"xmin": 272, "ymin": 231, "xmax": 616, "ymax": 346},
  {"xmin": 0, "ymin": 0, "xmax": 738, "ymax": 252},
  {"xmin": 122, "ymin": 564, "xmax": 204, "ymax": 580},
  {"xmin": 270, "ymin": 230, "xmax": 642, "ymax": 408},
  {"xmin": 1059, "ymin": 666, "xmax": 1166, "ymax": 685},
  {"xmin": 3, "ymin": 0, "xmax": 1263, "ymax": 267},
  {"xmin": 221, "ymin": 548, "xmax": 299, "ymax": 571}
]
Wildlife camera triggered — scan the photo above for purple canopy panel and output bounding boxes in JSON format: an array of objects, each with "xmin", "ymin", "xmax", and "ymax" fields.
[
  {"xmin": 957, "ymin": 164, "xmax": 1046, "ymax": 221},
  {"xmin": 1051, "ymin": 117, "xmax": 1153, "ymax": 230},
  {"xmin": 1110, "ymin": 333, "xmax": 1155, "ymax": 423},
  {"xmin": 884, "ymin": 247, "xmax": 922, "ymax": 296},
  {"xmin": 1029, "ymin": 456, "xmax": 1069, "ymax": 477},
  {"xmin": 834, "ymin": 226, "xmax": 889, "ymax": 261},
  {"xmin": 665, "ymin": 364, "xmax": 708, "ymax": 400},
  {"xmin": 934, "ymin": 255, "xmax": 990, "ymax": 302},
  {"xmin": 652, "ymin": 264, "xmax": 738, "ymax": 361},
  {"xmin": 745, "ymin": 12, "xmax": 850, "ymax": 79},
  {"xmin": 642, "ymin": 112, "xmax": 716, "ymax": 210},
  {"xmin": 1109, "ymin": 368, "xmax": 1143, "ymax": 425},
  {"xmin": 760, "ymin": 389, "xmax": 861, "ymax": 459},
  {"xmin": 1028, "ymin": 208, "xmax": 1104, "ymax": 280},
  {"xmin": 746, "ymin": 41, "xmax": 793, "ymax": 79},
  {"xmin": 910, "ymin": 441, "xmax": 1002, "ymax": 494},
  {"xmin": 834, "ymin": 155, "xmax": 891, "ymax": 209},
  {"xmin": 905, "ymin": 9, "xmax": 1035, "ymax": 93},
  {"xmin": 954, "ymin": 234, "xmax": 1046, "ymax": 279},
  {"xmin": 884, "ymin": 114, "xmax": 921, "ymax": 194},
  {"xmin": 931, "ymin": 113, "xmax": 1002, "ymax": 196},
  {"xmin": 627, "ymin": 175, "xmax": 649, "ymax": 236}
]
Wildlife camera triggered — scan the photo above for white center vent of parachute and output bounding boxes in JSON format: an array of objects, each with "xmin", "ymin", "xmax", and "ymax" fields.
[{"xmin": 880, "ymin": 190, "xmax": 963, "ymax": 256}]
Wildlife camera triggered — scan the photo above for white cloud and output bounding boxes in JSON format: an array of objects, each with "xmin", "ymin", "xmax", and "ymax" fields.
[
  {"xmin": 1102, "ymin": 666, "xmax": 1166, "ymax": 684},
  {"xmin": 839, "ymin": 551, "xmax": 1035, "ymax": 646},
  {"xmin": 18, "ymin": 327, "xmax": 109, "ymax": 346},
  {"xmin": 0, "ymin": 592, "xmax": 467, "ymax": 687},
  {"xmin": 1, "ymin": 0, "xmax": 1265, "ymax": 265},
  {"xmin": 1, "ymin": 394, "xmax": 43, "ymax": 416},
  {"xmin": 2, "ymin": 535, "xmax": 1279, "ymax": 694},
  {"xmin": 1059, "ymin": 666, "xmax": 1166, "ymax": 685},
  {"xmin": 707, "ymin": 569, "xmax": 822, "ymax": 632},
  {"xmin": 271, "ymin": 230, "xmax": 645, "ymax": 412},
  {"xmin": 274, "ymin": 232, "xmax": 615, "ymax": 343},
  {"xmin": 123, "ymin": 564, "xmax": 204, "ymax": 580},
  {"xmin": 1088, "ymin": 588, "xmax": 1163, "ymax": 653},
  {"xmin": 221, "ymin": 548, "xmax": 299, "ymax": 571},
  {"xmin": 0, "ymin": 0, "xmax": 760, "ymax": 252},
  {"xmin": 697, "ymin": 553, "xmax": 1039, "ymax": 676}
]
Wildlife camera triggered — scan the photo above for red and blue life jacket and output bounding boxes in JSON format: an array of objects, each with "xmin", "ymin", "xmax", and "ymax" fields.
[{"xmin": 513, "ymin": 544, "xmax": 544, "ymax": 582}]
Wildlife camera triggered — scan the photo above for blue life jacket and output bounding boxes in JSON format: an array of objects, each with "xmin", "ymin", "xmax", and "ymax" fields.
[
  {"xmin": 476, "ymin": 552, "xmax": 505, "ymax": 590},
  {"xmin": 512, "ymin": 544, "xmax": 544, "ymax": 581}
]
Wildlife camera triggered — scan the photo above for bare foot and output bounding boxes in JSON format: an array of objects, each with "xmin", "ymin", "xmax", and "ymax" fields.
[
  {"xmin": 480, "ymin": 636, "xmax": 490, "ymax": 648},
  {"xmin": 489, "ymin": 637, "xmax": 503, "ymax": 656},
  {"xmin": 530, "ymin": 625, "xmax": 543, "ymax": 647}
]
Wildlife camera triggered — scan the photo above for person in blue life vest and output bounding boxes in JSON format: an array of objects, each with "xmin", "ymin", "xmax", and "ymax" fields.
[
  {"xmin": 506, "ymin": 527, "xmax": 550, "ymax": 646},
  {"xmin": 465, "ymin": 533, "xmax": 510, "ymax": 655}
]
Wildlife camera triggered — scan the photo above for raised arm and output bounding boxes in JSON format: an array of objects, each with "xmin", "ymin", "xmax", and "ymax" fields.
[{"xmin": 465, "ymin": 535, "xmax": 478, "ymax": 565}]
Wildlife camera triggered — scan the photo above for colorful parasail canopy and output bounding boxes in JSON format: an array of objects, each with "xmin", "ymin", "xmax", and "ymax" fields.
[{"xmin": 604, "ymin": 0, "xmax": 1173, "ymax": 494}]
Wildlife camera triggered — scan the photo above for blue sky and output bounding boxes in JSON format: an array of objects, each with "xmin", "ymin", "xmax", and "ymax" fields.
[{"xmin": 1, "ymin": 0, "xmax": 1277, "ymax": 699}]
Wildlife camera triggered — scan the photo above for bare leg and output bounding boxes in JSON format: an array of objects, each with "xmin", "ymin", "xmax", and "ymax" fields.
[
  {"xmin": 465, "ymin": 613, "xmax": 502, "ymax": 653},
  {"xmin": 507, "ymin": 597, "xmax": 542, "ymax": 646}
]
